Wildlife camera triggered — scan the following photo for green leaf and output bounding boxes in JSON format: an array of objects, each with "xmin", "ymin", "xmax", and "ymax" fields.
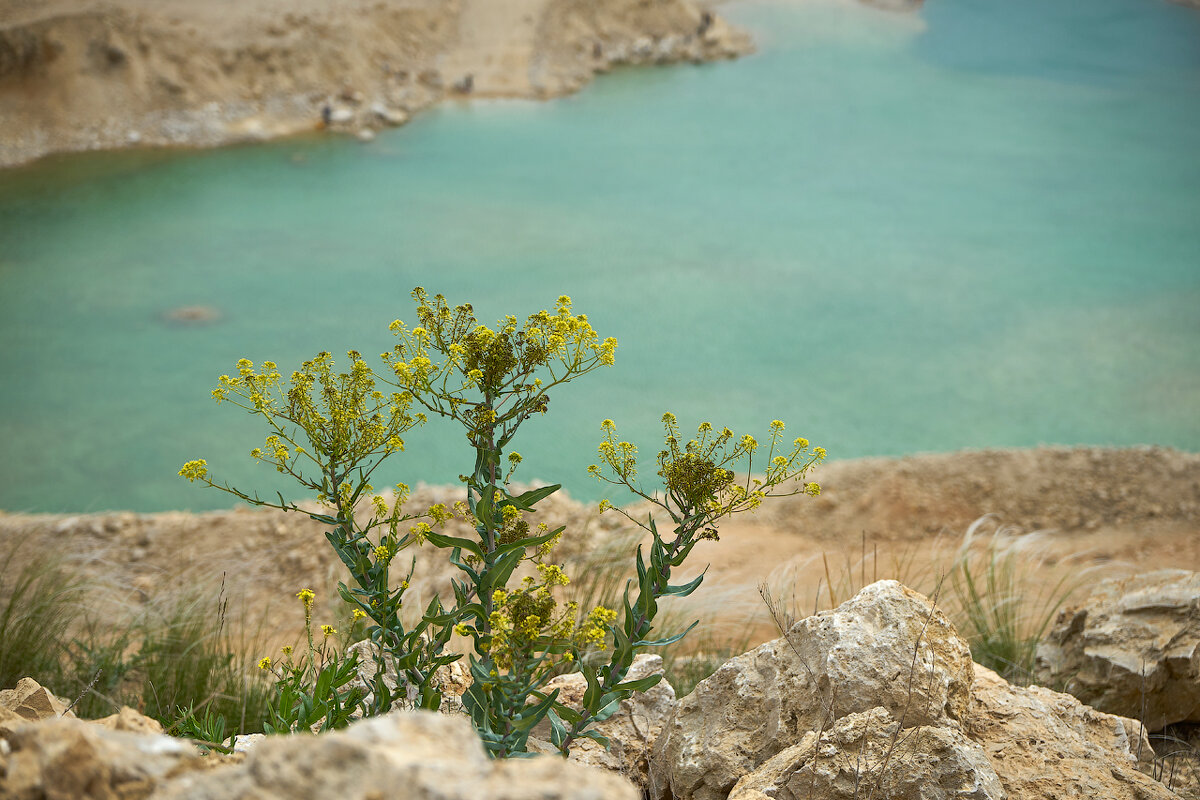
[
  {"xmin": 551, "ymin": 701, "xmax": 582, "ymax": 726},
  {"xmin": 506, "ymin": 484, "xmax": 561, "ymax": 511},
  {"xmin": 314, "ymin": 665, "xmax": 334, "ymax": 700},
  {"xmin": 580, "ymin": 663, "xmax": 602, "ymax": 711},
  {"xmin": 548, "ymin": 709, "xmax": 569, "ymax": 750},
  {"xmin": 474, "ymin": 484, "xmax": 497, "ymax": 531},
  {"xmin": 634, "ymin": 620, "xmax": 699, "ymax": 648},
  {"xmin": 612, "ymin": 673, "xmax": 662, "ymax": 693},
  {"xmin": 513, "ymin": 689, "xmax": 559, "ymax": 732},
  {"xmin": 480, "ymin": 548, "xmax": 523, "ymax": 595},
  {"xmin": 663, "ymin": 570, "xmax": 707, "ymax": 598},
  {"xmin": 425, "ymin": 531, "xmax": 484, "ymax": 559}
]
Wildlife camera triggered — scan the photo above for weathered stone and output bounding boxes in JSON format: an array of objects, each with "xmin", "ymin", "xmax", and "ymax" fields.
[
  {"xmin": 729, "ymin": 707, "xmax": 1004, "ymax": 800},
  {"xmin": 650, "ymin": 581, "xmax": 974, "ymax": 800},
  {"xmin": 93, "ymin": 706, "xmax": 164, "ymax": 736},
  {"xmin": 1035, "ymin": 569, "xmax": 1200, "ymax": 729},
  {"xmin": 0, "ymin": 716, "xmax": 202, "ymax": 800},
  {"xmin": 157, "ymin": 710, "xmax": 639, "ymax": 800},
  {"xmin": 968, "ymin": 664, "xmax": 1171, "ymax": 800},
  {"xmin": 0, "ymin": 678, "xmax": 73, "ymax": 722},
  {"xmin": 345, "ymin": 639, "xmax": 470, "ymax": 714},
  {"xmin": 530, "ymin": 653, "xmax": 676, "ymax": 789},
  {"xmin": 0, "ymin": 705, "xmax": 29, "ymax": 744}
]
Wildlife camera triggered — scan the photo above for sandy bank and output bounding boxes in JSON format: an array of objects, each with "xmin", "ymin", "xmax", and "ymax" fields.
[
  {"xmin": 2, "ymin": 445, "xmax": 1196, "ymax": 645},
  {"xmin": 0, "ymin": 0, "xmax": 750, "ymax": 168}
]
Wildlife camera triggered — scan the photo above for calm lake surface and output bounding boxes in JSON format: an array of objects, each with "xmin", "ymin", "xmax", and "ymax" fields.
[{"xmin": 1, "ymin": 0, "xmax": 1198, "ymax": 513}]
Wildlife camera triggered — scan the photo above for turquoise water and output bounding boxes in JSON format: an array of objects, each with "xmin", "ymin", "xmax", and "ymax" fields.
[{"xmin": 1, "ymin": 0, "xmax": 1198, "ymax": 513}]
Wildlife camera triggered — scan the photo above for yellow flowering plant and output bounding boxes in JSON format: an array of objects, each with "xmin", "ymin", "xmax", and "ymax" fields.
[
  {"xmin": 260, "ymin": 589, "xmax": 366, "ymax": 734},
  {"xmin": 179, "ymin": 348, "xmax": 458, "ymax": 717},
  {"xmin": 552, "ymin": 415, "xmax": 824, "ymax": 751},
  {"xmin": 181, "ymin": 288, "xmax": 824, "ymax": 758},
  {"xmin": 381, "ymin": 290, "xmax": 622, "ymax": 757}
]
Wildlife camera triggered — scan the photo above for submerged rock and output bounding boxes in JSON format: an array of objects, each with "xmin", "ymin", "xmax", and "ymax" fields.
[{"xmin": 162, "ymin": 306, "xmax": 222, "ymax": 325}]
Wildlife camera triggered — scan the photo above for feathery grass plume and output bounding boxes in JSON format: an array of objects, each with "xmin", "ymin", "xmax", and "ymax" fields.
[{"xmin": 948, "ymin": 515, "xmax": 1087, "ymax": 685}]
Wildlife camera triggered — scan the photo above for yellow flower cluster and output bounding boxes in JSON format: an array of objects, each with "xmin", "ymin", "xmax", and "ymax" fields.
[
  {"xmin": 590, "ymin": 415, "xmax": 826, "ymax": 537},
  {"xmin": 481, "ymin": 561, "xmax": 613, "ymax": 670},
  {"xmin": 177, "ymin": 460, "xmax": 208, "ymax": 482},
  {"xmin": 580, "ymin": 606, "xmax": 617, "ymax": 647},
  {"xmin": 379, "ymin": 290, "xmax": 618, "ymax": 444}
]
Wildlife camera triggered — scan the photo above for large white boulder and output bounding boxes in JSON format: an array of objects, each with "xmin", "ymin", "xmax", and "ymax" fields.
[
  {"xmin": 729, "ymin": 706, "xmax": 1003, "ymax": 800},
  {"xmin": 649, "ymin": 581, "xmax": 974, "ymax": 800}
]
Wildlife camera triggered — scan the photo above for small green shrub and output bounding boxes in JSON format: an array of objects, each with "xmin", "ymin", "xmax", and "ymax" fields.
[
  {"xmin": 0, "ymin": 543, "xmax": 85, "ymax": 691},
  {"xmin": 138, "ymin": 590, "xmax": 273, "ymax": 733},
  {"xmin": 260, "ymin": 589, "xmax": 367, "ymax": 734},
  {"xmin": 0, "ymin": 548, "xmax": 272, "ymax": 734},
  {"xmin": 182, "ymin": 289, "xmax": 824, "ymax": 756}
]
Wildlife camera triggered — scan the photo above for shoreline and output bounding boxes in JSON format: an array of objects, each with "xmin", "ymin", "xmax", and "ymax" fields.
[
  {"xmin": 0, "ymin": 0, "xmax": 752, "ymax": 169},
  {"xmin": 0, "ymin": 443, "xmax": 1195, "ymax": 519},
  {"xmin": 2, "ymin": 443, "xmax": 1196, "ymax": 645}
]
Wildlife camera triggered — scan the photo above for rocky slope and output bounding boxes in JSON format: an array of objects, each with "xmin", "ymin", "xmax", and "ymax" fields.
[
  {"xmin": 0, "ymin": 0, "xmax": 750, "ymax": 167},
  {"xmin": 1, "ymin": 581, "xmax": 1181, "ymax": 800}
]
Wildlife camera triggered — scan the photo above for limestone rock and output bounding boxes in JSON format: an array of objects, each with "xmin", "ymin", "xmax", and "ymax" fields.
[
  {"xmin": 0, "ymin": 678, "xmax": 74, "ymax": 722},
  {"xmin": 729, "ymin": 707, "xmax": 1004, "ymax": 800},
  {"xmin": 649, "ymin": 581, "xmax": 973, "ymax": 800},
  {"xmin": 1035, "ymin": 569, "xmax": 1200, "ymax": 729},
  {"xmin": 0, "ymin": 706, "xmax": 29, "ymax": 744},
  {"xmin": 157, "ymin": 710, "xmax": 639, "ymax": 800},
  {"xmin": 345, "ymin": 639, "xmax": 470, "ymax": 714},
  {"xmin": 967, "ymin": 664, "xmax": 1170, "ymax": 800},
  {"xmin": 531, "ymin": 653, "xmax": 676, "ymax": 788},
  {"xmin": 0, "ymin": 716, "xmax": 202, "ymax": 800},
  {"xmin": 93, "ymin": 706, "xmax": 165, "ymax": 736}
]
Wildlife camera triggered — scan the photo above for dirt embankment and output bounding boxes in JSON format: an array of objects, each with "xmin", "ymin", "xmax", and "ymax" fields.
[
  {"xmin": 1, "ymin": 446, "xmax": 1196, "ymax": 645},
  {"xmin": 0, "ymin": 0, "xmax": 749, "ymax": 167}
]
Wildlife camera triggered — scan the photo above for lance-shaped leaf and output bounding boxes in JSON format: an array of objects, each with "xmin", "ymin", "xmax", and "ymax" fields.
[
  {"xmin": 504, "ymin": 483, "xmax": 561, "ymax": 511},
  {"xmin": 425, "ymin": 531, "xmax": 485, "ymax": 559},
  {"xmin": 634, "ymin": 619, "xmax": 698, "ymax": 648},
  {"xmin": 662, "ymin": 569, "xmax": 707, "ymax": 599}
]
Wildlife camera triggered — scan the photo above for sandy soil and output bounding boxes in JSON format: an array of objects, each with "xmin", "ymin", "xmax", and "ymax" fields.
[
  {"xmin": 0, "ymin": 0, "xmax": 750, "ymax": 167},
  {"xmin": 2, "ymin": 445, "xmax": 1196, "ymax": 651}
]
